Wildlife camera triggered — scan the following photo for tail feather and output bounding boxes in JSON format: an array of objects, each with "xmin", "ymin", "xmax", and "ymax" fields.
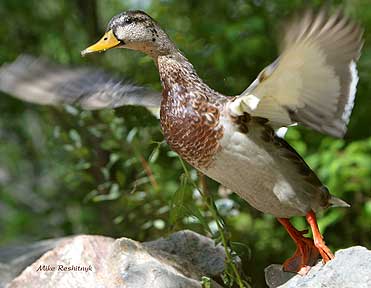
[{"xmin": 329, "ymin": 195, "xmax": 350, "ymax": 208}]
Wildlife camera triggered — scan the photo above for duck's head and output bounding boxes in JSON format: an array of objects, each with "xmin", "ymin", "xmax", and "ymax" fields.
[{"xmin": 81, "ymin": 10, "xmax": 176, "ymax": 58}]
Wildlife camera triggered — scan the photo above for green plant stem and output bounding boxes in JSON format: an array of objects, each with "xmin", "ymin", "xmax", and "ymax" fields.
[
  {"xmin": 211, "ymin": 202, "xmax": 245, "ymax": 288},
  {"xmin": 179, "ymin": 158, "xmax": 247, "ymax": 288}
]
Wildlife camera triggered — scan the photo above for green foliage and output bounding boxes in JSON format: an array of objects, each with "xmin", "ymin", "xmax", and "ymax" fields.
[
  {"xmin": 178, "ymin": 159, "xmax": 250, "ymax": 287},
  {"xmin": 1, "ymin": 0, "xmax": 371, "ymax": 287}
]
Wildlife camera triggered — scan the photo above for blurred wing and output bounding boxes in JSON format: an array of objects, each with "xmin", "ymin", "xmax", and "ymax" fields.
[
  {"xmin": 0, "ymin": 54, "xmax": 161, "ymax": 111},
  {"xmin": 231, "ymin": 10, "xmax": 363, "ymax": 137}
]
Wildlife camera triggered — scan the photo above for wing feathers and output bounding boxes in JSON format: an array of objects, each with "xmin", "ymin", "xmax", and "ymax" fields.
[
  {"xmin": 234, "ymin": 9, "xmax": 363, "ymax": 137},
  {"xmin": 0, "ymin": 54, "xmax": 161, "ymax": 111}
]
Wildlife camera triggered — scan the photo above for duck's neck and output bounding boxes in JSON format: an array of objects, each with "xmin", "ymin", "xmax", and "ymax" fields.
[{"xmin": 156, "ymin": 51, "xmax": 213, "ymax": 99}]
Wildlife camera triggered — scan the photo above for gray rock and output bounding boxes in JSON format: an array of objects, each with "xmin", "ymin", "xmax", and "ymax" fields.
[
  {"xmin": 265, "ymin": 246, "xmax": 371, "ymax": 288},
  {"xmin": 144, "ymin": 230, "xmax": 226, "ymax": 276},
  {"xmin": 6, "ymin": 235, "xmax": 114, "ymax": 288},
  {"xmin": 2, "ymin": 231, "xmax": 226, "ymax": 288},
  {"xmin": 0, "ymin": 238, "xmax": 63, "ymax": 287}
]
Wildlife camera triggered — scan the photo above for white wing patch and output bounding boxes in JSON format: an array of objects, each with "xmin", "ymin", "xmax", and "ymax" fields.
[
  {"xmin": 275, "ymin": 127, "xmax": 288, "ymax": 139},
  {"xmin": 229, "ymin": 94, "xmax": 260, "ymax": 115},
  {"xmin": 342, "ymin": 61, "xmax": 358, "ymax": 124}
]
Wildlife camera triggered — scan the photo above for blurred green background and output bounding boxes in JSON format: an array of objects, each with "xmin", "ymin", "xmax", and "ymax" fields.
[{"xmin": 0, "ymin": 0, "xmax": 370, "ymax": 287}]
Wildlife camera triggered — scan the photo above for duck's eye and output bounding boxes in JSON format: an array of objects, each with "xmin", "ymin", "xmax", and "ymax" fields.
[{"xmin": 124, "ymin": 18, "xmax": 132, "ymax": 24}]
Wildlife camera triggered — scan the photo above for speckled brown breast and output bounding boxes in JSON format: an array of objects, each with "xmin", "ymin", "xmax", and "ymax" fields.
[{"xmin": 158, "ymin": 54, "xmax": 226, "ymax": 168}]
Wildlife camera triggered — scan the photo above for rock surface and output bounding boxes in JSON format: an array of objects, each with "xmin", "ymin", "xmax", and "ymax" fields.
[
  {"xmin": 2, "ymin": 232, "xmax": 370, "ymax": 288},
  {"xmin": 265, "ymin": 246, "xmax": 371, "ymax": 288},
  {"xmin": 0, "ymin": 238, "xmax": 63, "ymax": 288},
  {"xmin": 1, "ymin": 230, "xmax": 225, "ymax": 288}
]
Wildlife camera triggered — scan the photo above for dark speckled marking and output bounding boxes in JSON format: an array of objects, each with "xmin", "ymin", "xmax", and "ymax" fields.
[
  {"xmin": 253, "ymin": 116, "xmax": 269, "ymax": 125},
  {"xmin": 108, "ymin": 10, "xmax": 157, "ymax": 31},
  {"xmin": 231, "ymin": 112, "xmax": 251, "ymax": 134}
]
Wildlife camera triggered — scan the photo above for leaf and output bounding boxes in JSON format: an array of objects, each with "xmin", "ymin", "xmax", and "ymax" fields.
[{"xmin": 92, "ymin": 183, "xmax": 121, "ymax": 202}]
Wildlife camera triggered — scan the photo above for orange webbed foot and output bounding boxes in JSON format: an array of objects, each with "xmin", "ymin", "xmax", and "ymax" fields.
[
  {"xmin": 278, "ymin": 223, "xmax": 320, "ymax": 274},
  {"xmin": 306, "ymin": 210, "xmax": 334, "ymax": 263},
  {"xmin": 278, "ymin": 212, "xmax": 334, "ymax": 275}
]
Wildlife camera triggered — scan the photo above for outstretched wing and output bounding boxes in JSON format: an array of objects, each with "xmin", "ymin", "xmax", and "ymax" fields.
[
  {"xmin": 230, "ymin": 9, "xmax": 363, "ymax": 137},
  {"xmin": 0, "ymin": 54, "xmax": 161, "ymax": 111}
]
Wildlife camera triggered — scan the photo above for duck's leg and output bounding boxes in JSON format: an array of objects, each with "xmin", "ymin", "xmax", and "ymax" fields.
[
  {"xmin": 305, "ymin": 210, "xmax": 334, "ymax": 262},
  {"xmin": 277, "ymin": 218, "xmax": 320, "ymax": 275}
]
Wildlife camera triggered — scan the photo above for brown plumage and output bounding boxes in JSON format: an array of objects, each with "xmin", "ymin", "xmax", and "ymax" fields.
[{"xmin": 158, "ymin": 53, "xmax": 226, "ymax": 168}]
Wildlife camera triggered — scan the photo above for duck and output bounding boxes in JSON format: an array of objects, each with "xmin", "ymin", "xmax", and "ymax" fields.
[{"xmin": 0, "ymin": 9, "xmax": 363, "ymax": 275}]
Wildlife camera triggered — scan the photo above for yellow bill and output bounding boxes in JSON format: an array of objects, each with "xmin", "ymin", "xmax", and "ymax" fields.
[{"xmin": 81, "ymin": 30, "xmax": 121, "ymax": 56}]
